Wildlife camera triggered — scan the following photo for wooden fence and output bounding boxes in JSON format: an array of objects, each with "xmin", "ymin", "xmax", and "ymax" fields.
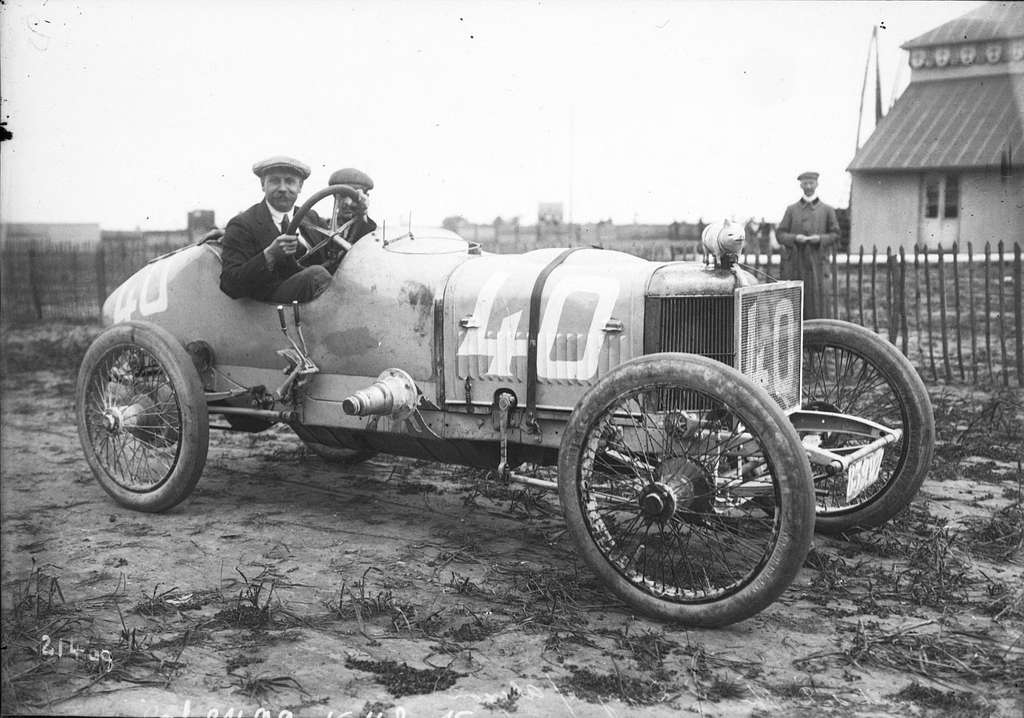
[
  {"xmin": 730, "ymin": 241, "xmax": 1024, "ymax": 387},
  {"xmin": 1, "ymin": 237, "xmax": 183, "ymax": 323},
  {"xmin": 1, "ymin": 236, "xmax": 1021, "ymax": 387}
]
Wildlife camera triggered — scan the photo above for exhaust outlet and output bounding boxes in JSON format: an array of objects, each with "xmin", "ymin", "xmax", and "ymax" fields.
[{"xmin": 342, "ymin": 368, "xmax": 419, "ymax": 419}]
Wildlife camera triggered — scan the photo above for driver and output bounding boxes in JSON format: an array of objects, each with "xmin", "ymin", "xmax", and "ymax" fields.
[{"xmin": 219, "ymin": 155, "xmax": 334, "ymax": 303}]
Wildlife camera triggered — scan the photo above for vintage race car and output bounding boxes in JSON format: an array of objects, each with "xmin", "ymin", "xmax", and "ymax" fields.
[{"xmin": 76, "ymin": 182, "xmax": 935, "ymax": 627}]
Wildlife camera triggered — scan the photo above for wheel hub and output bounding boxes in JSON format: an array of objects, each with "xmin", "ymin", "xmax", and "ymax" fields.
[
  {"xmin": 101, "ymin": 400, "xmax": 153, "ymax": 434},
  {"xmin": 102, "ymin": 407, "xmax": 125, "ymax": 433},
  {"xmin": 638, "ymin": 483, "xmax": 677, "ymax": 522},
  {"xmin": 656, "ymin": 456, "xmax": 714, "ymax": 513}
]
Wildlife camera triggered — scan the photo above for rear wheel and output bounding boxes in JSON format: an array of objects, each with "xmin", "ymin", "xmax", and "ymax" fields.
[
  {"xmin": 802, "ymin": 319, "xmax": 935, "ymax": 533},
  {"xmin": 558, "ymin": 353, "xmax": 815, "ymax": 627},
  {"xmin": 76, "ymin": 321, "xmax": 209, "ymax": 512}
]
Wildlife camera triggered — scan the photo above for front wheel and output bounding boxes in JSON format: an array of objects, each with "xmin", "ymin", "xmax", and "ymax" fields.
[
  {"xmin": 76, "ymin": 321, "xmax": 209, "ymax": 512},
  {"xmin": 558, "ymin": 353, "xmax": 815, "ymax": 627},
  {"xmin": 801, "ymin": 320, "xmax": 935, "ymax": 533}
]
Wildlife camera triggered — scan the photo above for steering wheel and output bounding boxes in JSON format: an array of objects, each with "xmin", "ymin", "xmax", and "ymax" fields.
[{"xmin": 288, "ymin": 184, "xmax": 366, "ymax": 265}]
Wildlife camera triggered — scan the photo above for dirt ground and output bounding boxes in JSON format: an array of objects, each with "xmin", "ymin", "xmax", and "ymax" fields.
[{"xmin": 2, "ymin": 323, "xmax": 1022, "ymax": 718}]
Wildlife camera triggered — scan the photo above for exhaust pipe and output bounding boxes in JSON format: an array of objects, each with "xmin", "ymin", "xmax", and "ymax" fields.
[{"xmin": 342, "ymin": 368, "xmax": 419, "ymax": 419}]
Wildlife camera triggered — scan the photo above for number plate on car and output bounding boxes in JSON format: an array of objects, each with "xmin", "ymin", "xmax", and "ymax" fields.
[{"xmin": 845, "ymin": 449, "xmax": 884, "ymax": 502}]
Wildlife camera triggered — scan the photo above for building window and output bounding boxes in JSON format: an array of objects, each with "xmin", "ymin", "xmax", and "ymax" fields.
[
  {"xmin": 922, "ymin": 174, "xmax": 959, "ymax": 220},
  {"xmin": 943, "ymin": 174, "xmax": 959, "ymax": 218},
  {"xmin": 924, "ymin": 177, "xmax": 940, "ymax": 218}
]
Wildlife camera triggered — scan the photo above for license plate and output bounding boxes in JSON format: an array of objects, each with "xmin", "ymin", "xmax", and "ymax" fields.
[{"xmin": 846, "ymin": 449, "xmax": 884, "ymax": 502}]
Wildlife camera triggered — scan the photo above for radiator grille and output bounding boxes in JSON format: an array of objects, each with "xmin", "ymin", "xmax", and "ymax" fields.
[
  {"xmin": 644, "ymin": 296, "xmax": 735, "ymax": 412},
  {"xmin": 646, "ymin": 296, "xmax": 735, "ymax": 362},
  {"xmin": 644, "ymin": 284, "xmax": 802, "ymax": 411}
]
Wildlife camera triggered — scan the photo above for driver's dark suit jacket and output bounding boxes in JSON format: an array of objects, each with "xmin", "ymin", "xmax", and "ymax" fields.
[{"xmin": 219, "ymin": 201, "xmax": 375, "ymax": 301}]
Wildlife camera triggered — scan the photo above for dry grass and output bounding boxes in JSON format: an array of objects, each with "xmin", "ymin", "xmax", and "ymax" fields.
[
  {"xmin": 344, "ymin": 656, "xmax": 461, "ymax": 698},
  {"xmin": 228, "ymin": 671, "xmax": 306, "ymax": 702},
  {"xmin": 562, "ymin": 662, "xmax": 679, "ymax": 707},
  {"xmin": 797, "ymin": 619, "xmax": 1024, "ymax": 689}
]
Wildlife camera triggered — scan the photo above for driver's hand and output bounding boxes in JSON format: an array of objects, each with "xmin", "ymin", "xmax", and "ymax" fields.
[{"xmin": 265, "ymin": 233, "xmax": 299, "ymax": 264}]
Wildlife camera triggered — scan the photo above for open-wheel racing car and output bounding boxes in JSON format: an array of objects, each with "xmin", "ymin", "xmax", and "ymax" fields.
[{"xmin": 76, "ymin": 179, "xmax": 935, "ymax": 627}]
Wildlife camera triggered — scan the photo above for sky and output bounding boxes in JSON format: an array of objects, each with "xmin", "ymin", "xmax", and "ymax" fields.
[{"xmin": 0, "ymin": 0, "xmax": 984, "ymax": 230}]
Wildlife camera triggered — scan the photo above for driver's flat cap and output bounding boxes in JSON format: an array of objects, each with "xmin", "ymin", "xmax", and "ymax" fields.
[
  {"xmin": 253, "ymin": 156, "xmax": 311, "ymax": 180},
  {"xmin": 329, "ymin": 167, "xmax": 374, "ymax": 190},
  {"xmin": 797, "ymin": 171, "xmax": 820, "ymax": 181}
]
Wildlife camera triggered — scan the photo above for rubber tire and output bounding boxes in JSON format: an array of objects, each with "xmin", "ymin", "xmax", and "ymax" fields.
[
  {"xmin": 558, "ymin": 353, "xmax": 816, "ymax": 627},
  {"xmin": 304, "ymin": 442, "xmax": 378, "ymax": 466},
  {"xmin": 76, "ymin": 321, "xmax": 209, "ymax": 512},
  {"xmin": 802, "ymin": 319, "xmax": 935, "ymax": 534}
]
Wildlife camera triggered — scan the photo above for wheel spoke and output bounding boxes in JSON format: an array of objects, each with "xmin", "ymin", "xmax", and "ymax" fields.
[
  {"xmin": 81, "ymin": 344, "xmax": 182, "ymax": 492},
  {"xmin": 575, "ymin": 381, "xmax": 787, "ymax": 603},
  {"xmin": 803, "ymin": 341, "xmax": 910, "ymax": 516}
]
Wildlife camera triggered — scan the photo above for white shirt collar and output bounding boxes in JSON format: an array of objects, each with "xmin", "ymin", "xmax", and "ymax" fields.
[
  {"xmin": 801, "ymin": 194, "xmax": 819, "ymax": 204},
  {"xmin": 265, "ymin": 201, "xmax": 312, "ymax": 250},
  {"xmin": 266, "ymin": 201, "xmax": 291, "ymax": 227}
]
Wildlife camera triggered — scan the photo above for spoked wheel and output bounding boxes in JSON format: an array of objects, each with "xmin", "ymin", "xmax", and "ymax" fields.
[
  {"xmin": 802, "ymin": 320, "xmax": 935, "ymax": 533},
  {"xmin": 76, "ymin": 321, "xmax": 209, "ymax": 512},
  {"xmin": 559, "ymin": 353, "xmax": 815, "ymax": 627}
]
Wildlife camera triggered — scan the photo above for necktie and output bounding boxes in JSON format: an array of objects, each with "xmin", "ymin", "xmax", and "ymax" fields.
[{"xmin": 280, "ymin": 215, "xmax": 289, "ymax": 235}]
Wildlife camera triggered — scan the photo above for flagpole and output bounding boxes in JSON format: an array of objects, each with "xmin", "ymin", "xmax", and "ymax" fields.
[{"xmin": 854, "ymin": 26, "xmax": 877, "ymax": 156}]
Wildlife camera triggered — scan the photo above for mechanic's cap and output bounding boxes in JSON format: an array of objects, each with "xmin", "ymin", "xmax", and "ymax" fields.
[
  {"xmin": 797, "ymin": 171, "xmax": 820, "ymax": 181},
  {"xmin": 329, "ymin": 167, "xmax": 374, "ymax": 191},
  {"xmin": 252, "ymin": 156, "xmax": 311, "ymax": 180}
]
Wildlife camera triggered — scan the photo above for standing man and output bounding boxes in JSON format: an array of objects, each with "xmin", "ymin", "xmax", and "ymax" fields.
[
  {"xmin": 776, "ymin": 171, "xmax": 841, "ymax": 319},
  {"xmin": 220, "ymin": 156, "xmax": 332, "ymax": 303}
]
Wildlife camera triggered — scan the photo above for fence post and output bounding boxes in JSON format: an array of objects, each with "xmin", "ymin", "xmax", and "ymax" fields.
[
  {"xmin": 857, "ymin": 246, "xmax": 864, "ymax": 326},
  {"xmin": 871, "ymin": 246, "xmax": 879, "ymax": 333},
  {"xmin": 998, "ymin": 240, "xmax": 1009, "ymax": 387},
  {"xmin": 924, "ymin": 247, "xmax": 937, "ymax": 381},
  {"xmin": 937, "ymin": 245, "xmax": 952, "ymax": 381},
  {"xmin": 887, "ymin": 247, "xmax": 896, "ymax": 344},
  {"xmin": 27, "ymin": 246, "xmax": 44, "ymax": 320},
  {"xmin": 898, "ymin": 246, "xmax": 909, "ymax": 357},
  {"xmin": 984, "ymin": 242, "xmax": 994, "ymax": 382},
  {"xmin": 844, "ymin": 250, "xmax": 851, "ymax": 322},
  {"xmin": 967, "ymin": 242, "xmax": 978, "ymax": 384},
  {"xmin": 71, "ymin": 242, "xmax": 82, "ymax": 319},
  {"xmin": 831, "ymin": 245, "xmax": 838, "ymax": 319},
  {"xmin": 914, "ymin": 246, "xmax": 924, "ymax": 369},
  {"xmin": 952, "ymin": 241, "xmax": 964, "ymax": 381},
  {"xmin": 95, "ymin": 242, "xmax": 107, "ymax": 319},
  {"xmin": 1015, "ymin": 242, "xmax": 1023, "ymax": 387}
]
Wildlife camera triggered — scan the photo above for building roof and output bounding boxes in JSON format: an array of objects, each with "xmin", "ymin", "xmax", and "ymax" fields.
[
  {"xmin": 848, "ymin": 74, "xmax": 1024, "ymax": 172},
  {"xmin": 903, "ymin": 2, "xmax": 1024, "ymax": 50}
]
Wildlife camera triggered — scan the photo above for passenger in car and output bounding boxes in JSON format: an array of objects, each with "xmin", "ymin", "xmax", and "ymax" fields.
[
  {"xmin": 219, "ymin": 155, "xmax": 334, "ymax": 303},
  {"xmin": 322, "ymin": 167, "xmax": 377, "ymax": 273}
]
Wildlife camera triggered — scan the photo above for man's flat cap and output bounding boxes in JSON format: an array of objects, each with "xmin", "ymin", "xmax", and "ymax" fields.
[
  {"xmin": 797, "ymin": 171, "xmax": 820, "ymax": 181},
  {"xmin": 329, "ymin": 167, "xmax": 374, "ymax": 190},
  {"xmin": 252, "ymin": 156, "xmax": 311, "ymax": 180}
]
